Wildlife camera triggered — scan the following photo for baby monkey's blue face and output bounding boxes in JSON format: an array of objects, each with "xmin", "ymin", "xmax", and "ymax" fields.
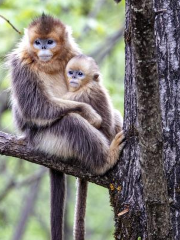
[{"xmin": 67, "ymin": 70, "xmax": 85, "ymax": 88}]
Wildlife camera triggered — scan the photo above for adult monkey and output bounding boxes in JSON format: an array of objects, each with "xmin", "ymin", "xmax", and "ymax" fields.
[{"xmin": 7, "ymin": 15, "xmax": 123, "ymax": 240}]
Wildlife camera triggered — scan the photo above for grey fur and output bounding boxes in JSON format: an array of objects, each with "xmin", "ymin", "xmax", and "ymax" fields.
[
  {"xmin": 64, "ymin": 56, "xmax": 123, "ymax": 240},
  {"xmin": 8, "ymin": 40, "xmax": 122, "ymax": 240},
  {"xmin": 8, "ymin": 16, "xmax": 123, "ymax": 240},
  {"xmin": 9, "ymin": 53, "xmax": 116, "ymax": 173}
]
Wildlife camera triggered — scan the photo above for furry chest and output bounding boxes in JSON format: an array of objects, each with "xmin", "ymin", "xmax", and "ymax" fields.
[{"xmin": 39, "ymin": 72, "xmax": 68, "ymax": 98}]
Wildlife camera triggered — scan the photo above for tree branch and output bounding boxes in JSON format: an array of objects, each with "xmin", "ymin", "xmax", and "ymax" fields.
[
  {"xmin": 11, "ymin": 179, "xmax": 42, "ymax": 240},
  {"xmin": 0, "ymin": 167, "xmax": 47, "ymax": 201},
  {"xmin": 90, "ymin": 28, "xmax": 124, "ymax": 64},
  {"xmin": 78, "ymin": 0, "xmax": 106, "ymax": 41},
  {"xmin": 32, "ymin": 211, "xmax": 50, "ymax": 239},
  {"xmin": 0, "ymin": 15, "xmax": 21, "ymax": 34},
  {"xmin": 0, "ymin": 131, "xmax": 112, "ymax": 188}
]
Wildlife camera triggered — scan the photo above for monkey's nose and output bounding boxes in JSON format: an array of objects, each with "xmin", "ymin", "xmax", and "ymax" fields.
[{"xmin": 72, "ymin": 76, "xmax": 76, "ymax": 79}]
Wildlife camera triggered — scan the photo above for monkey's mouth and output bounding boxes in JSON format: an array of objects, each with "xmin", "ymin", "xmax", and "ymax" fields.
[
  {"xmin": 39, "ymin": 55, "xmax": 53, "ymax": 62},
  {"xmin": 70, "ymin": 81, "xmax": 79, "ymax": 87}
]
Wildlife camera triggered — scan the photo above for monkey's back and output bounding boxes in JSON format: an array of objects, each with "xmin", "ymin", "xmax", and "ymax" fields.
[{"xmin": 64, "ymin": 82, "xmax": 115, "ymax": 142}]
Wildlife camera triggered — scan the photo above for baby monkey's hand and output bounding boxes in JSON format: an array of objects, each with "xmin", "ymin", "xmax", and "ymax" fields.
[
  {"xmin": 81, "ymin": 104, "xmax": 102, "ymax": 129},
  {"xmin": 88, "ymin": 110, "xmax": 102, "ymax": 129}
]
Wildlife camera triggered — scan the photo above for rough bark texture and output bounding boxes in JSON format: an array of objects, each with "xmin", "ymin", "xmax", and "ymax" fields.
[
  {"xmin": 131, "ymin": 0, "xmax": 171, "ymax": 239},
  {"xmin": 0, "ymin": 131, "xmax": 114, "ymax": 188},
  {"xmin": 155, "ymin": 1, "xmax": 180, "ymax": 239},
  {"xmin": 109, "ymin": 0, "xmax": 174, "ymax": 239},
  {"xmin": 109, "ymin": 2, "xmax": 147, "ymax": 240}
]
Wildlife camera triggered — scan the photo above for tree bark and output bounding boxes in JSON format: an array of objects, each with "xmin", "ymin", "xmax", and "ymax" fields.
[
  {"xmin": 130, "ymin": 0, "xmax": 171, "ymax": 239},
  {"xmin": 155, "ymin": 1, "xmax": 180, "ymax": 239},
  {"xmin": 110, "ymin": 0, "xmax": 179, "ymax": 239},
  {"xmin": 0, "ymin": 131, "xmax": 112, "ymax": 188}
]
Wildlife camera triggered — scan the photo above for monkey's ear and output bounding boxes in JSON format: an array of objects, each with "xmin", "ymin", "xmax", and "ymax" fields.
[{"xmin": 93, "ymin": 74, "xmax": 100, "ymax": 81}]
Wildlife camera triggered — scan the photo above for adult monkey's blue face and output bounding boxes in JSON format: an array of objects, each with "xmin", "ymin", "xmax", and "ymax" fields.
[{"xmin": 33, "ymin": 38, "xmax": 57, "ymax": 62}]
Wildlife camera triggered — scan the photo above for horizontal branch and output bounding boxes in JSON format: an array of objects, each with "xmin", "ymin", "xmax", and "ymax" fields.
[{"xmin": 0, "ymin": 131, "xmax": 112, "ymax": 188}]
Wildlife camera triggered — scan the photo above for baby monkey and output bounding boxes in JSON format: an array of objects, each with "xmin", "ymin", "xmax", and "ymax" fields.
[{"xmin": 64, "ymin": 55, "xmax": 124, "ymax": 240}]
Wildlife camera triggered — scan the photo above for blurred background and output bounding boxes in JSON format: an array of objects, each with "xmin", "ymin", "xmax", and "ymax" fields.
[{"xmin": 0, "ymin": 0, "xmax": 125, "ymax": 239}]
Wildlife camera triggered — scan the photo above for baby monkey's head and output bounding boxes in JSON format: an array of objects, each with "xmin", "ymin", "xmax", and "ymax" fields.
[{"xmin": 65, "ymin": 55, "xmax": 100, "ymax": 91}]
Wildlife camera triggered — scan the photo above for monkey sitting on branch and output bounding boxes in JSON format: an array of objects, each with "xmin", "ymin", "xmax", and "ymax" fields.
[
  {"xmin": 6, "ymin": 14, "xmax": 125, "ymax": 240},
  {"xmin": 63, "ymin": 54, "xmax": 125, "ymax": 240}
]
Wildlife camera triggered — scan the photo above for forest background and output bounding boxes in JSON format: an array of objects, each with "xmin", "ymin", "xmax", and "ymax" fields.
[{"xmin": 0, "ymin": 0, "xmax": 125, "ymax": 239}]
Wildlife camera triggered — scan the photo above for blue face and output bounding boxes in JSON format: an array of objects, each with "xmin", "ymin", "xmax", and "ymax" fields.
[
  {"xmin": 33, "ymin": 38, "xmax": 57, "ymax": 49},
  {"xmin": 67, "ymin": 70, "xmax": 85, "ymax": 88},
  {"xmin": 68, "ymin": 70, "xmax": 84, "ymax": 79},
  {"xmin": 33, "ymin": 38, "xmax": 57, "ymax": 62}
]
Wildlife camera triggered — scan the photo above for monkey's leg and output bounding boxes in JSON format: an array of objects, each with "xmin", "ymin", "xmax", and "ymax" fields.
[
  {"xmin": 95, "ymin": 130, "xmax": 125, "ymax": 175},
  {"xmin": 34, "ymin": 115, "xmax": 110, "ymax": 240},
  {"xmin": 74, "ymin": 179, "xmax": 88, "ymax": 240},
  {"xmin": 36, "ymin": 113, "xmax": 111, "ymax": 174},
  {"xmin": 36, "ymin": 114, "xmax": 125, "ymax": 175},
  {"xmin": 50, "ymin": 170, "xmax": 66, "ymax": 240}
]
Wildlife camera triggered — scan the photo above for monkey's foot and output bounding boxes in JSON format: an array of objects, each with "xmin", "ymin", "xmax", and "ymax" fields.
[
  {"xmin": 112, "ymin": 130, "xmax": 125, "ymax": 147},
  {"xmin": 108, "ymin": 130, "xmax": 125, "ymax": 165},
  {"xmin": 93, "ymin": 131, "xmax": 125, "ymax": 175}
]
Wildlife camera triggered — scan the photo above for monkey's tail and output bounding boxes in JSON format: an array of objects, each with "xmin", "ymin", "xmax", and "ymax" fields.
[
  {"xmin": 50, "ymin": 169, "xmax": 66, "ymax": 240},
  {"xmin": 74, "ymin": 178, "xmax": 88, "ymax": 240}
]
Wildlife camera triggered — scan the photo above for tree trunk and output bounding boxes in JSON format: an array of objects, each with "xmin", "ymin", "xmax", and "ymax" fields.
[
  {"xmin": 155, "ymin": 1, "xmax": 180, "ymax": 239},
  {"xmin": 110, "ymin": 0, "xmax": 180, "ymax": 239}
]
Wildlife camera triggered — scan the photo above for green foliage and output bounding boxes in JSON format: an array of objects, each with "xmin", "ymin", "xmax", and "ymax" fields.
[{"xmin": 0, "ymin": 0, "xmax": 125, "ymax": 239}]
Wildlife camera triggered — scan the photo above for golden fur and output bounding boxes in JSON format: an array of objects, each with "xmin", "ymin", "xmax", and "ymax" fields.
[
  {"xmin": 8, "ymin": 15, "xmax": 124, "ymax": 240},
  {"xmin": 64, "ymin": 55, "xmax": 124, "ymax": 240}
]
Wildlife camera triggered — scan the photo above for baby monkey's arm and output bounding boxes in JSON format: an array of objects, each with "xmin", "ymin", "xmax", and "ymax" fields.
[{"xmin": 52, "ymin": 96, "xmax": 102, "ymax": 129}]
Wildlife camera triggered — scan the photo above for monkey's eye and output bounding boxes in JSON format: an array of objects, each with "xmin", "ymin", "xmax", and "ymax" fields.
[
  {"xmin": 47, "ymin": 40, "xmax": 54, "ymax": 45},
  {"xmin": 78, "ymin": 72, "xmax": 84, "ymax": 77},
  {"xmin": 68, "ymin": 71, "xmax": 73, "ymax": 75},
  {"xmin": 34, "ymin": 40, "xmax": 41, "ymax": 45}
]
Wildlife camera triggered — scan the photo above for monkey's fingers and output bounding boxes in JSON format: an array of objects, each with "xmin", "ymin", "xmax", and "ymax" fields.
[
  {"xmin": 89, "ymin": 113, "xmax": 102, "ymax": 129},
  {"xmin": 113, "ymin": 130, "xmax": 125, "ymax": 147}
]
